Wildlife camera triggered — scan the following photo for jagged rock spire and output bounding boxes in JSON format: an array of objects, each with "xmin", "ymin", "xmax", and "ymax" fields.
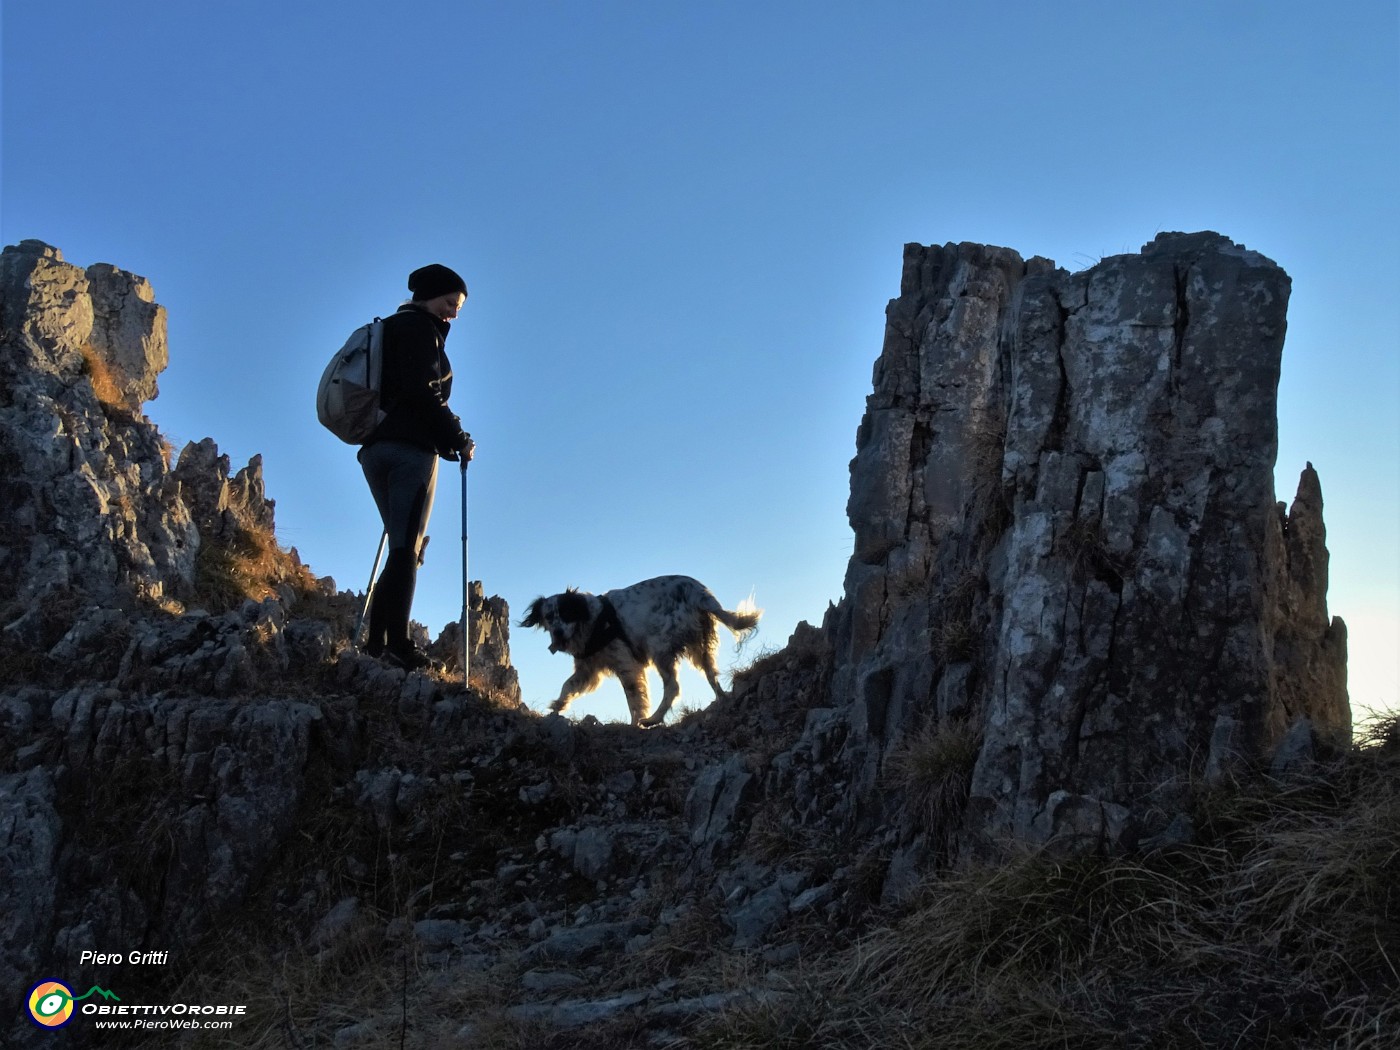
[{"xmin": 791, "ymin": 232, "xmax": 1348, "ymax": 861}]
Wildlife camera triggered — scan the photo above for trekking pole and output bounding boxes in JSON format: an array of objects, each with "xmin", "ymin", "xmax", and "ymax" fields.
[
  {"xmin": 354, "ymin": 529, "xmax": 389, "ymax": 649},
  {"xmin": 459, "ymin": 459, "xmax": 470, "ymax": 688}
]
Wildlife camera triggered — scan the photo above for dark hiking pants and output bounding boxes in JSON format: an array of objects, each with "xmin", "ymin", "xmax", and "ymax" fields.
[{"xmin": 358, "ymin": 440, "xmax": 438, "ymax": 655}]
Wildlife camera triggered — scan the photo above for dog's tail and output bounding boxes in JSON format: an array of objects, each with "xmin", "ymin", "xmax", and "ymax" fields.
[{"xmin": 713, "ymin": 592, "xmax": 762, "ymax": 649}]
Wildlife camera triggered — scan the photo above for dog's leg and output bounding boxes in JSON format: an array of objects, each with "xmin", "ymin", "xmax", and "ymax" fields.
[
  {"xmin": 549, "ymin": 664, "xmax": 604, "ymax": 715},
  {"xmin": 640, "ymin": 657, "xmax": 682, "ymax": 728},
  {"xmin": 692, "ymin": 630, "xmax": 728, "ymax": 703},
  {"xmin": 619, "ymin": 670, "xmax": 651, "ymax": 728},
  {"xmin": 702, "ymin": 665, "xmax": 727, "ymax": 702}
]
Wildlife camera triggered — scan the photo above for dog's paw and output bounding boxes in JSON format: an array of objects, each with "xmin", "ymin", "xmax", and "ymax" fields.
[
  {"xmin": 638, "ymin": 714, "xmax": 664, "ymax": 729},
  {"xmin": 549, "ymin": 698, "xmax": 567, "ymax": 714}
]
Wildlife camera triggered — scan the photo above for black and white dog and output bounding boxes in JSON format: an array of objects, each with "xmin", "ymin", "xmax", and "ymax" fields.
[{"xmin": 520, "ymin": 575, "xmax": 761, "ymax": 727}]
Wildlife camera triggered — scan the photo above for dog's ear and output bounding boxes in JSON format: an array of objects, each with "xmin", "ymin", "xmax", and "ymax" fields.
[
  {"xmin": 519, "ymin": 597, "xmax": 546, "ymax": 629},
  {"xmin": 557, "ymin": 591, "xmax": 591, "ymax": 624}
]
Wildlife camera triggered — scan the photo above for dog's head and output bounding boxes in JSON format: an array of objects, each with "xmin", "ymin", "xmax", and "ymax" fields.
[{"xmin": 519, "ymin": 588, "xmax": 596, "ymax": 656}]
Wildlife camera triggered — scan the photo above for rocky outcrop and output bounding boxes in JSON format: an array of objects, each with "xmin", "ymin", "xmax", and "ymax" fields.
[
  {"xmin": 765, "ymin": 232, "xmax": 1348, "ymax": 869},
  {"xmin": 0, "ymin": 239, "xmax": 325, "ymax": 639},
  {"xmin": 84, "ymin": 261, "xmax": 168, "ymax": 410},
  {"xmin": 430, "ymin": 581, "xmax": 524, "ymax": 705},
  {"xmin": 173, "ymin": 436, "xmax": 278, "ymax": 546},
  {"xmin": 1, "ymin": 241, "xmax": 530, "ymax": 1048},
  {"xmin": 0, "ymin": 240, "xmax": 197, "ymax": 628},
  {"xmin": 0, "ymin": 689, "xmax": 321, "ymax": 1003}
]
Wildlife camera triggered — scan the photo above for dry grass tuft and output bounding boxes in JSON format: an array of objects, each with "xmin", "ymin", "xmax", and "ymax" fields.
[
  {"xmin": 80, "ymin": 343, "xmax": 128, "ymax": 410},
  {"xmin": 728, "ymin": 643, "xmax": 783, "ymax": 682},
  {"xmin": 1221, "ymin": 721, "xmax": 1400, "ymax": 990},
  {"xmin": 193, "ymin": 521, "xmax": 319, "ymax": 611},
  {"xmin": 695, "ymin": 720, "xmax": 1400, "ymax": 1049},
  {"xmin": 743, "ymin": 803, "xmax": 843, "ymax": 872},
  {"xmin": 1058, "ymin": 517, "xmax": 1129, "ymax": 584},
  {"xmin": 965, "ymin": 408, "xmax": 1013, "ymax": 545},
  {"xmin": 935, "ymin": 616, "xmax": 979, "ymax": 663},
  {"xmin": 843, "ymin": 852, "xmax": 1234, "ymax": 1010},
  {"xmin": 931, "ymin": 568, "xmax": 984, "ymax": 664},
  {"xmin": 728, "ymin": 623, "xmax": 827, "ymax": 694},
  {"xmin": 885, "ymin": 716, "xmax": 982, "ymax": 830}
]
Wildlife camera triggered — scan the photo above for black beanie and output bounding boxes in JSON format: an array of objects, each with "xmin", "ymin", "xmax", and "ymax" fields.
[{"xmin": 408, "ymin": 263, "xmax": 467, "ymax": 301}]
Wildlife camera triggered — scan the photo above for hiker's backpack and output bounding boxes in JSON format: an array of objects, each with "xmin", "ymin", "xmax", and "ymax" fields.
[{"xmin": 316, "ymin": 317, "xmax": 385, "ymax": 444}]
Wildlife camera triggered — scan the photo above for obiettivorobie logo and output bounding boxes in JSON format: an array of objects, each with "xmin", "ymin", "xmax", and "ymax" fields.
[
  {"xmin": 25, "ymin": 978, "xmax": 247, "ymax": 1032},
  {"xmin": 27, "ymin": 981, "xmax": 120, "ymax": 1028}
]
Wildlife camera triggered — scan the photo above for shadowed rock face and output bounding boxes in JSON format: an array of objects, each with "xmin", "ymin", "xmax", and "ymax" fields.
[{"xmin": 806, "ymin": 232, "xmax": 1347, "ymax": 857}]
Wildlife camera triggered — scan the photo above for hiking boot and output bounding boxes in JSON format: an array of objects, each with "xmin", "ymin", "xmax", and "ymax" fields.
[{"xmin": 383, "ymin": 644, "xmax": 430, "ymax": 671}]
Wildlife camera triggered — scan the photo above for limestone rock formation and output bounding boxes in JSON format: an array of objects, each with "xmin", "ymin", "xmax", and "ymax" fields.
[
  {"xmin": 768, "ymin": 232, "xmax": 1348, "ymax": 868},
  {"xmin": 84, "ymin": 261, "xmax": 168, "ymax": 410},
  {"xmin": 0, "ymin": 240, "xmax": 196, "ymax": 626},
  {"xmin": 430, "ymin": 581, "xmax": 524, "ymax": 705},
  {"xmin": 173, "ymin": 436, "xmax": 278, "ymax": 544},
  {"xmin": 0, "ymin": 690, "xmax": 321, "ymax": 1003}
]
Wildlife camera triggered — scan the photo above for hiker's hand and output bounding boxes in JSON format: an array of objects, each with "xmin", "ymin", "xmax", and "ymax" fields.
[{"xmin": 442, "ymin": 433, "xmax": 474, "ymax": 463}]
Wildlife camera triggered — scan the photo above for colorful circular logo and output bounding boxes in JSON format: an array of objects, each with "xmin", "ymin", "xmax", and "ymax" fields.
[{"xmin": 28, "ymin": 981, "xmax": 75, "ymax": 1028}]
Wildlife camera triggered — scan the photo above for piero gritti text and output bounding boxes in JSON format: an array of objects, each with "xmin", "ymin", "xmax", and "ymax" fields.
[{"xmin": 80, "ymin": 949, "xmax": 170, "ymax": 965}]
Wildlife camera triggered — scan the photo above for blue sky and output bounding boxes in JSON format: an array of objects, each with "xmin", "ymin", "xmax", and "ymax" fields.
[{"xmin": 4, "ymin": 1, "xmax": 1397, "ymax": 722}]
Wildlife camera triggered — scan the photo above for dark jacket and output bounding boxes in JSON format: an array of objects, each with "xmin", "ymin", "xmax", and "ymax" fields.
[{"xmin": 364, "ymin": 303, "xmax": 468, "ymax": 456}]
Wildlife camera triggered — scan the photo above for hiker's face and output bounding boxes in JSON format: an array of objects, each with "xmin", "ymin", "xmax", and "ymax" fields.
[{"xmin": 427, "ymin": 292, "xmax": 466, "ymax": 321}]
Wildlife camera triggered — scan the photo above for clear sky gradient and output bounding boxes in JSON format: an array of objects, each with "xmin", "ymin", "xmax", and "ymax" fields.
[{"xmin": 4, "ymin": 1, "xmax": 1397, "ymax": 722}]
